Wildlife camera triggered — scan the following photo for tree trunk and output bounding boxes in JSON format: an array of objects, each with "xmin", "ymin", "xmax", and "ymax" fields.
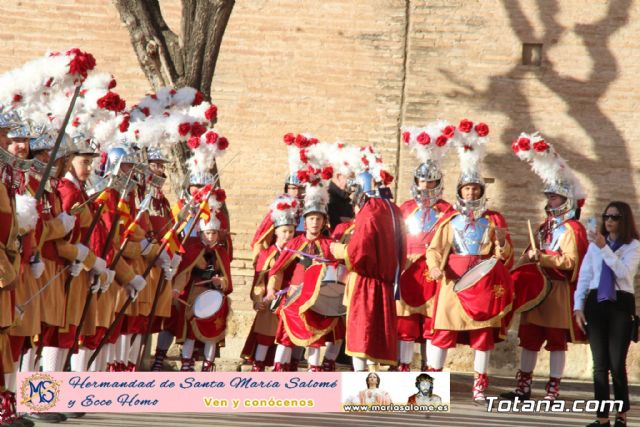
[
  {"xmin": 113, "ymin": 0, "xmax": 234, "ymax": 101},
  {"xmin": 113, "ymin": 0, "xmax": 234, "ymax": 218}
]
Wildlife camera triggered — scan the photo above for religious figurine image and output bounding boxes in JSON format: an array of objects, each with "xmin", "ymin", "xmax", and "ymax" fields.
[
  {"xmin": 344, "ymin": 373, "xmax": 393, "ymax": 405},
  {"xmin": 407, "ymin": 373, "xmax": 442, "ymax": 404}
]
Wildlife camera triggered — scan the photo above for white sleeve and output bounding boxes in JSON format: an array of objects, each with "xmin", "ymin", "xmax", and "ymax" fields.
[
  {"xmin": 574, "ymin": 244, "xmax": 595, "ymax": 311},
  {"xmin": 600, "ymin": 240, "xmax": 640, "ymax": 283}
]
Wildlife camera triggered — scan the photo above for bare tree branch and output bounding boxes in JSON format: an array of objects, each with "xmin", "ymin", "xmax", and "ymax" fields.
[{"xmin": 113, "ymin": 0, "xmax": 234, "ymax": 99}]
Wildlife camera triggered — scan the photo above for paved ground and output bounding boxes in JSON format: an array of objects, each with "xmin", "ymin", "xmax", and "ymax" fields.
[{"xmin": 28, "ymin": 370, "xmax": 639, "ymax": 427}]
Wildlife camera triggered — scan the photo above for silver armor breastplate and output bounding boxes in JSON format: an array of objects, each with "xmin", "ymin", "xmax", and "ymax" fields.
[
  {"xmin": 405, "ymin": 207, "xmax": 438, "ymax": 236},
  {"xmin": 539, "ymin": 222, "xmax": 567, "ymax": 251},
  {"xmin": 451, "ymin": 215, "xmax": 490, "ymax": 255}
]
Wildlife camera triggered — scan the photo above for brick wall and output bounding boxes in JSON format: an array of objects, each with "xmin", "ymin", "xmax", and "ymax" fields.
[{"xmin": 1, "ymin": 0, "xmax": 639, "ymax": 378}]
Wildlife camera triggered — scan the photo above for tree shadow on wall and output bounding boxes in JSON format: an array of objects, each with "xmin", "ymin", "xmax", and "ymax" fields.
[{"xmin": 441, "ymin": 0, "xmax": 635, "ymax": 214}]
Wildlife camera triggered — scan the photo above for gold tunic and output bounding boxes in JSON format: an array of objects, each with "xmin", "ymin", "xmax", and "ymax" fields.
[{"xmin": 425, "ymin": 215, "xmax": 513, "ymax": 331}]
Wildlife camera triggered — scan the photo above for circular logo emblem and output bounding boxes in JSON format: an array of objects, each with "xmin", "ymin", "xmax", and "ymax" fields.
[{"xmin": 20, "ymin": 373, "xmax": 61, "ymax": 412}]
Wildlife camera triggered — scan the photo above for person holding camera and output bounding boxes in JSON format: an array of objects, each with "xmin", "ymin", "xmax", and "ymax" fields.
[{"xmin": 574, "ymin": 201, "xmax": 640, "ymax": 427}]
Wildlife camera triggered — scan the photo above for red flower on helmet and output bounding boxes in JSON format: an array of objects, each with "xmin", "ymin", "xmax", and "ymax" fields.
[
  {"xmin": 214, "ymin": 188, "xmax": 226, "ymax": 202},
  {"xmin": 97, "ymin": 91, "xmax": 126, "ymax": 112},
  {"xmin": 442, "ymin": 125, "xmax": 456, "ymax": 139},
  {"xmin": 417, "ymin": 131, "xmax": 430, "ymax": 145},
  {"xmin": 402, "ymin": 131, "xmax": 411, "ymax": 144},
  {"xmin": 297, "ymin": 169, "xmax": 309, "ymax": 182},
  {"xmin": 66, "ymin": 48, "xmax": 96, "ymax": 79},
  {"xmin": 217, "ymin": 136, "xmax": 229, "ymax": 150},
  {"xmin": 178, "ymin": 122, "xmax": 192, "ymax": 137},
  {"xmin": 119, "ymin": 115, "xmax": 130, "ymax": 132},
  {"xmin": 533, "ymin": 140, "xmax": 549, "ymax": 152},
  {"xmin": 474, "ymin": 122, "xmax": 489, "ymax": 137},
  {"xmin": 435, "ymin": 135, "xmax": 448, "ymax": 147},
  {"xmin": 511, "ymin": 140, "xmax": 520, "ymax": 153},
  {"xmin": 283, "ymin": 133, "xmax": 295, "ymax": 145},
  {"xmin": 294, "ymin": 134, "xmax": 308, "ymax": 148},
  {"xmin": 205, "ymin": 131, "xmax": 219, "ymax": 145},
  {"xmin": 380, "ymin": 170, "xmax": 394, "ymax": 185},
  {"xmin": 205, "ymin": 105, "xmax": 218, "ymax": 122},
  {"xmin": 187, "ymin": 136, "xmax": 201, "ymax": 150},
  {"xmin": 321, "ymin": 166, "xmax": 333, "ymax": 180},
  {"xmin": 517, "ymin": 137, "xmax": 530, "ymax": 151},
  {"xmin": 458, "ymin": 119, "xmax": 473, "ymax": 133},
  {"xmin": 192, "ymin": 91, "xmax": 205, "ymax": 106},
  {"xmin": 191, "ymin": 122, "xmax": 207, "ymax": 138}
]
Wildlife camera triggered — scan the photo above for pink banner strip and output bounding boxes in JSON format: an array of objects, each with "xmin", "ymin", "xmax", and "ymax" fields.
[{"xmin": 16, "ymin": 372, "xmax": 341, "ymax": 413}]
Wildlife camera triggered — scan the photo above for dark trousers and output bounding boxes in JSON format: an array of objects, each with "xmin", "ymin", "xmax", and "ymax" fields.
[{"xmin": 584, "ymin": 290, "xmax": 635, "ymax": 417}]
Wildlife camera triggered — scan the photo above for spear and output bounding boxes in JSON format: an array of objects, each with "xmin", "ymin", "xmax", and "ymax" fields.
[
  {"xmin": 87, "ymin": 187, "xmax": 214, "ymax": 366},
  {"xmin": 59, "ymin": 170, "xmax": 134, "ymax": 371},
  {"xmin": 34, "ymin": 85, "xmax": 81, "ymax": 201},
  {"xmin": 61, "ymin": 185, "xmax": 144, "ymax": 371},
  {"xmin": 134, "ymin": 193, "xmax": 212, "ymax": 369}
]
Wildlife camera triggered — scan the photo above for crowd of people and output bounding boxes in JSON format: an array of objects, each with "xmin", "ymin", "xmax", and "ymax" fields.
[{"xmin": 0, "ymin": 51, "xmax": 637, "ymax": 427}]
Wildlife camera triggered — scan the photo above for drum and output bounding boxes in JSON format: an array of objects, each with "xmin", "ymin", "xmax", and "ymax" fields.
[
  {"xmin": 510, "ymin": 262, "xmax": 551, "ymax": 313},
  {"xmin": 453, "ymin": 257, "xmax": 514, "ymax": 322},
  {"xmin": 312, "ymin": 264, "xmax": 347, "ymax": 317},
  {"xmin": 192, "ymin": 290, "xmax": 225, "ymax": 320},
  {"xmin": 283, "ymin": 264, "xmax": 347, "ymax": 317}
]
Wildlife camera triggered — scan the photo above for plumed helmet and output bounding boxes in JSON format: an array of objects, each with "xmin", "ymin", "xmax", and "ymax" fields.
[{"xmin": 147, "ymin": 147, "xmax": 169, "ymax": 163}]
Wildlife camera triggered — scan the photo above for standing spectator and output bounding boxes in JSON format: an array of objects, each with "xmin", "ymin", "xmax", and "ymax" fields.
[{"xmin": 574, "ymin": 201, "xmax": 640, "ymax": 427}]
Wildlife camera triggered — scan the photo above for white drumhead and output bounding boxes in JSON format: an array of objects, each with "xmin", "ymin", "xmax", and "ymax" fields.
[
  {"xmin": 321, "ymin": 264, "xmax": 348, "ymax": 287},
  {"xmin": 454, "ymin": 258, "xmax": 497, "ymax": 292},
  {"xmin": 193, "ymin": 290, "xmax": 224, "ymax": 319}
]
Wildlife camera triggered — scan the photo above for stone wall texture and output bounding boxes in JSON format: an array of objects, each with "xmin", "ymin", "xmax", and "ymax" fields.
[{"xmin": 1, "ymin": 0, "xmax": 639, "ymax": 379}]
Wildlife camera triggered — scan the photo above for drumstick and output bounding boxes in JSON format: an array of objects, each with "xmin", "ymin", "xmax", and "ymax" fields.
[
  {"xmin": 527, "ymin": 220, "xmax": 539, "ymax": 262},
  {"xmin": 176, "ymin": 297, "xmax": 192, "ymax": 307},
  {"xmin": 193, "ymin": 277, "xmax": 220, "ymax": 286}
]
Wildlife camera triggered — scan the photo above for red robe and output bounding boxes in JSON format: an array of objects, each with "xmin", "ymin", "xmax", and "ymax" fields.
[
  {"xmin": 339, "ymin": 198, "xmax": 407, "ymax": 364},
  {"xmin": 167, "ymin": 237, "xmax": 232, "ymax": 343},
  {"xmin": 268, "ymin": 234, "xmax": 335, "ymax": 347}
]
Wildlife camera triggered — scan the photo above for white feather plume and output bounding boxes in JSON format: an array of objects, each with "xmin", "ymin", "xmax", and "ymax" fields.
[
  {"xmin": 512, "ymin": 131, "xmax": 586, "ymax": 201},
  {"xmin": 15, "ymin": 194, "xmax": 38, "ymax": 233},
  {"xmin": 401, "ymin": 119, "xmax": 453, "ymax": 166}
]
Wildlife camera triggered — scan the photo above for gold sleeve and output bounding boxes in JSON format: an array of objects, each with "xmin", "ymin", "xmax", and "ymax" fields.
[
  {"xmin": 122, "ymin": 238, "xmax": 142, "ymax": 259},
  {"xmin": 77, "ymin": 205, "xmax": 93, "ymax": 228},
  {"xmin": 172, "ymin": 252, "xmax": 204, "ymax": 294},
  {"xmin": 81, "ymin": 250, "xmax": 98, "ymax": 270},
  {"xmin": 41, "ymin": 217, "xmax": 67, "ymax": 243},
  {"xmin": 114, "ymin": 257, "xmax": 136, "ymax": 286},
  {"xmin": 538, "ymin": 227, "xmax": 579, "ymax": 280},
  {"xmin": 330, "ymin": 243, "xmax": 348, "ymax": 260},
  {"xmin": 55, "ymin": 239, "xmax": 78, "ymax": 262},
  {"xmin": 0, "ymin": 249, "xmax": 16, "ymax": 287},
  {"xmin": 426, "ymin": 222, "xmax": 451, "ymax": 271},
  {"xmin": 266, "ymin": 271, "xmax": 284, "ymax": 293}
]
